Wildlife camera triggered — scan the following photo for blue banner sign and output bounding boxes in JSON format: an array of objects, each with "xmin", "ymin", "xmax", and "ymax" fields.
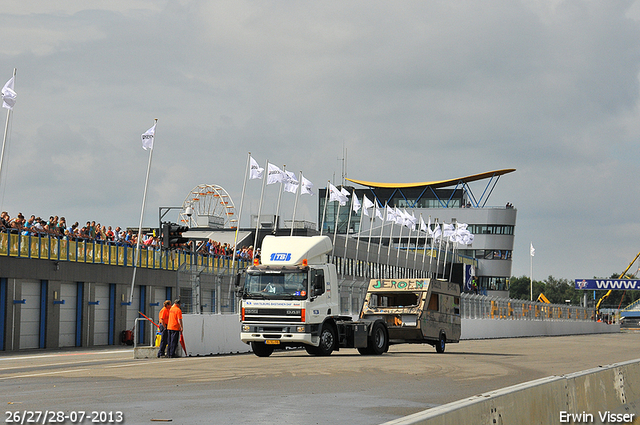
[{"xmin": 575, "ymin": 279, "xmax": 640, "ymax": 290}]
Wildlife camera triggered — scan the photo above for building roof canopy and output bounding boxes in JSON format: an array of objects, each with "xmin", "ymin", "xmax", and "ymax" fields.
[{"xmin": 345, "ymin": 169, "xmax": 516, "ymax": 189}]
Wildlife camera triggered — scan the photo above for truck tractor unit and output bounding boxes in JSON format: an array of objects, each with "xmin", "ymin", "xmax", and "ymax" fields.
[{"xmin": 238, "ymin": 235, "xmax": 461, "ymax": 357}]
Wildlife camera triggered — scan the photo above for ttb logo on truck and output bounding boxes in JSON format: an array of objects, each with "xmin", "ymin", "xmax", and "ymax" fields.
[{"xmin": 270, "ymin": 253, "xmax": 292, "ymax": 262}]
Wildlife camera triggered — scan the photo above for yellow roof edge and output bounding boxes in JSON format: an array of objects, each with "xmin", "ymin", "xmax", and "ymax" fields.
[{"xmin": 345, "ymin": 169, "xmax": 516, "ymax": 189}]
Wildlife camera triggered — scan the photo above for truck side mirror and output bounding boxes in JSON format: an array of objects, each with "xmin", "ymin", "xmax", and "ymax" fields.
[{"xmin": 234, "ymin": 273, "xmax": 242, "ymax": 288}]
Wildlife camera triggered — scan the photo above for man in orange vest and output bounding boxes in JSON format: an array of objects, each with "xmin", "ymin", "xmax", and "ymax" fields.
[
  {"xmin": 167, "ymin": 299, "xmax": 183, "ymax": 358},
  {"xmin": 157, "ymin": 300, "xmax": 171, "ymax": 358}
]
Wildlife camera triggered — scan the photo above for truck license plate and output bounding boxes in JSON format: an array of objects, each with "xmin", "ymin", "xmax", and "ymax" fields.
[{"xmin": 265, "ymin": 340, "xmax": 280, "ymax": 345}]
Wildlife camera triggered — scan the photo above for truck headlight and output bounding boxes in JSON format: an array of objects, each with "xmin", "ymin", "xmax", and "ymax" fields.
[
  {"xmin": 242, "ymin": 325, "xmax": 251, "ymax": 332},
  {"xmin": 296, "ymin": 326, "xmax": 305, "ymax": 332}
]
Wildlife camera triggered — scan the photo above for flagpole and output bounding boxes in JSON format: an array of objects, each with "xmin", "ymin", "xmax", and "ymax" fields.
[
  {"xmin": 290, "ymin": 171, "xmax": 302, "ymax": 236},
  {"xmin": 253, "ymin": 159, "xmax": 268, "ymax": 253},
  {"xmin": 386, "ymin": 214, "xmax": 394, "ymax": 277},
  {"xmin": 354, "ymin": 200, "xmax": 366, "ymax": 275},
  {"xmin": 365, "ymin": 212, "xmax": 374, "ymax": 278},
  {"xmin": 405, "ymin": 220, "xmax": 413, "ymax": 270},
  {"xmin": 320, "ymin": 181, "xmax": 330, "ymax": 236},
  {"xmin": 331, "ymin": 197, "xmax": 341, "ymax": 258},
  {"xmin": 342, "ymin": 192, "xmax": 356, "ymax": 278},
  {"xmin": 0, "ymin": 68, "xmax": 16, "ymax": 192},
  {"xmin": 130, "ymin": 118, "xmax": 156, "ymax": 304},
  {"xmin": 530, "ymin": 242, "xmax": 534, "ymax": 301},
  {"xmin": 421, "ymin": 215, "xmax": 430, "ymax": 277},
  {"xmin": 273, "ymin": 165, "xmax": 286, "ymax": 233},
  {"xmin": 377, "ymin": 203, "xmax": 387, "ymax": 267},
  {"xmin": 413, "ymin": 214, "xmax": 421, "ymax": 266},
  {"xmin": 428, "ymin": 219, "xmax": 436, "ymax": 278},
  {"xmin": 231, "ymin": 152, "xmax": 251, "ymax": 274}
]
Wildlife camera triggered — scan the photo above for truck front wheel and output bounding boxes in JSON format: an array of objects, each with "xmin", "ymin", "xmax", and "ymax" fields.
[
  {"xmin": 316, "ymin": 325, "xmax": 336, "ymax": 356},
  {"xmin": 251, "ymin": 341, "xmax": 275, "ymax": 357}
]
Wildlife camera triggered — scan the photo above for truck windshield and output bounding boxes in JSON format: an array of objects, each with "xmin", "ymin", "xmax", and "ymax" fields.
[{"xmin": 244, "ymin": 271, "xmax": 308, "ymax": 299}]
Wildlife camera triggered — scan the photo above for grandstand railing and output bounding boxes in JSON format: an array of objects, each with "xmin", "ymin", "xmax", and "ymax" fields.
[{"xmin": 0, "ymin": 231, "xmax": 249, "ymax": 273}]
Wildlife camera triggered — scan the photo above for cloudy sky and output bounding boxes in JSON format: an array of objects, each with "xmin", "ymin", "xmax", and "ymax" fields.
[{"xmin": 2, "ymin": 0, "xmax": 640, "ymax": 281}]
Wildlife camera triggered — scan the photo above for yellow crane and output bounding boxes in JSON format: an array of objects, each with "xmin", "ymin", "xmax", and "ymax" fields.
[
  {"xmin": 595, "ymin": 251, "xmax": 640, "ymax": 317},
  {"xmin": 536, "ymin": 293, "xmax": 551, "ymax": 304}
]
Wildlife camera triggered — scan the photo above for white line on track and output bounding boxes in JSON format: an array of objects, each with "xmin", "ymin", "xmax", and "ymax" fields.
[{"xmin": 0, "ymin": 368, "xmax": 90, "ymax": 380}]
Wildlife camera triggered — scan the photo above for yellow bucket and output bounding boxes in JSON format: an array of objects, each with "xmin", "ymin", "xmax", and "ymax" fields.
[{"xmin": 155, "ymin": 332, "xmax": 161, "ymax": 347}]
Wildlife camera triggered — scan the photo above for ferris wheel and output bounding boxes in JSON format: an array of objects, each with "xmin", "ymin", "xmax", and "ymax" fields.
[{"xmin": 179, "ymin": 184, "xmax": 237, "ymax": 229}]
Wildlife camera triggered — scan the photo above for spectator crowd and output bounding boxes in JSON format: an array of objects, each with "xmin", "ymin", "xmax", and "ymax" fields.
[{"xmin": 0, "ymin": 210, "xmax": 258, "ymax": 261}]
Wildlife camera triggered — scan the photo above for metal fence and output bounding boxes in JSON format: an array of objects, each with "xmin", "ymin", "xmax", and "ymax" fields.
[{"xmin": 461, "ymin": 293, "xmax": 594, "ymax": 321}]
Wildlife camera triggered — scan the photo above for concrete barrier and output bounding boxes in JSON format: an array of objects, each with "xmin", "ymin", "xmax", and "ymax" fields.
[
  {"xmin": 181, "ymin": 313, "xmax": 251, "ymax": 356},
  {"xmin": 461, "ymin": 318, "xmax": 619, "ymax": 339},
  {"xmin": 380, "ymin": 359, "xmax": 640, "ymax": 425}
]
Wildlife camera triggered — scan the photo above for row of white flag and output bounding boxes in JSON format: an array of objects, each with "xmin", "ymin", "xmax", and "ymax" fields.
[
  {"xmin": 249, "ymin": 156, "xmax": 314, "ymax": 196},
  {"xmin": 329, "ymin": 184, "xmax": 475, "ymax": 245}
]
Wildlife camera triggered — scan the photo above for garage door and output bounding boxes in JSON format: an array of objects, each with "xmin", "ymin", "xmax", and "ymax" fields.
[
  {"xmin": 59, "ymin": 283, "xmax": 78, "ymax": 348},
  {"xmin": 93, "ymin": 284, "xmax": 110, "ymax": 346},
  {"xmin": 20, "ymin": 280, "xmax": 42, "ymax": 349}
]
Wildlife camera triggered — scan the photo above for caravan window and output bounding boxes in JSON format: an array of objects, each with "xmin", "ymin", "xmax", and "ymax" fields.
[
  {"xmin": 368, "ymin": 292, "xmax": 419, "ymax": 308},
  {"xmin": 427, "ymin": 293, "xmax": 439, "ymax": 311}
]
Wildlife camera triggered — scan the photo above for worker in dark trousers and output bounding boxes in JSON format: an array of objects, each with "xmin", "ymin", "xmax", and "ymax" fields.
[
  {"xmin": 157, "ymin": 300, "xmax": 171, "ymax": 358},
  {"xmin": 167, "ymin": 299, "xmax": 183, "ymax": 358}
]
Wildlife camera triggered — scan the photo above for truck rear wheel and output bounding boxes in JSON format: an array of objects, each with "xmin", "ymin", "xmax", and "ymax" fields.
[
  {"xmin": 369, "ymin": 322, "xmax": 388, "ymax": 355},
  {"xmin": 435, "ymin": 333, "xmax": 446, "ymax": 353},
  {"xmin": 358, "ymin": 321, "xmax": 388, "ymax": 355},
  {"xmin": 316, "ymin": 324, "xmax": 336, "ymax": 356},
  {"xmin": 251, "ymin": 341, "xmax": 275, "ymax": 357}
]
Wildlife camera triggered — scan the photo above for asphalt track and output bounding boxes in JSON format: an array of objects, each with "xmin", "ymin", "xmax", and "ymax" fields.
[{"xmin": 1, "ymin": 332, "xmax": 639, "ymax": 425}]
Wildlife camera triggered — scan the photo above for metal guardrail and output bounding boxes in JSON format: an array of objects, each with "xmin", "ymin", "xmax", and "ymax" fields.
[
  {"xmin": 0, "ymin": 231, "xmax": 249, "ymax": 273},
  {"xmin": 461, "ymin": 293, "xmax": 594, "ymax": 321}
]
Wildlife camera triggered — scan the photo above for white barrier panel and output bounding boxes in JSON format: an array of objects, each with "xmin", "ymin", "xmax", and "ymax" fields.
[
  {"xmin": 461, "ymin": 318, "xmax": 619, "ymax": 339},
  {"xmin": 380, "ymin": 359, "xmax": 640, "ymax": 425},
  {"xmin": 180, "ymin": 315, "xmax": 619, "ymax": 356},
  {"xmin": 182, "ymin": 314, "xmax": 251, "ymax": 356}
]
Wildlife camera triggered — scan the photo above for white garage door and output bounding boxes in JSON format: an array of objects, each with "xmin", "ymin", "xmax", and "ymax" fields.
[
  {"xmin": 59, "ymin": 283, "xmax": 78, "ymax": 348},
  {"xmin": 20, "ymin": 280, "xmax": 41, "ymax": 349},
  {"xmin": 93, "ymin": 284, "xmax": 110, "ymax": 346}
]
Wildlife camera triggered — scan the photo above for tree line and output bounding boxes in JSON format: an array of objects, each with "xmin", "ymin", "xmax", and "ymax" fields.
[{"xmin": 508, "ymin": 274, "xmax": 640, "ymax": 309}]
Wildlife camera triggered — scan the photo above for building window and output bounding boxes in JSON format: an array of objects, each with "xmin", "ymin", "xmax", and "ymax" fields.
[{"xmin": 478, "ymin": 277, "xmax": 509, "ymax": 291}]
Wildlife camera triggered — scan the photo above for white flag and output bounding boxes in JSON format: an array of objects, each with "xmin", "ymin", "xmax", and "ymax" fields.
[
  {"xmin": 141, "ymin": 123, "xmax": 156, "ymax": 150},
  {"xmin": 340, "ymin": 187, "xmax": 351, "ymax": 197},
  {"xmin": 386, "ymin": 206, "xmax": 396, "ymax": 222},
  {"xmin": 442, "ymin": 223, "xmax": 455, "ymax": 238},
  {"xmin": 300, "ymin": 175, "xmax": 314, "ymax": 195},
  {"xmin": 362, "ymin": 195, "xmax": 374, "ymax": 217},
  {"xmin": 352, "ymin": 193, "xmax": 361, "ymax": 213},
  {"xmin": 420, "ymin": 216, "xmax": 427, "ymax": 233},
  {"xmin": 283, "ymin": 170, "xmax": 299, "ymax": 193},
  {"xmin": 267, "ymin": 163, "xmax": 285, "ymax": 185},
  {"xmin": 375, "ymin": 205, "xmax": 384, "ymax": 221},
  {"xmin": 394, "ymin": 207, "xmax": 404, "ymax": 225},
  {"xmin": 432, "ymin": 224, "xmax": 442, "ymax": 240},
  {"xmin": 427, "ymin": 216, "xmax": 432, "ymax": 235},
  {"xmin": 328, "ymin": 183, "xmax": 348, "ymax": 206},
  {"xmin": 2, "ymin": 75, "xmax": 16, "ymax": 110},
  {"xmin": 249, "ymin": 156, "xmax": 264, "ymax": 180},
  {"xmin": 530, "ymin": 243, "xmax": 535, "ymax": 257}
]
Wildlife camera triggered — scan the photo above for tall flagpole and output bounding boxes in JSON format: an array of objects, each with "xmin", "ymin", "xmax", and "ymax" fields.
[
  {"xmin": 290, "ymin": 171, "xmax": 302, "ymax": 236},
  {"xmin": 530, "ymin": 242, "xmax": 534, "ymax": 301},
  {"xmin": 130, "ymin": 118, "xmax": 156, "ymax": 304},
  {"xmin": 253, "ymin": 159, "xmax": 268, "ymax": 253},
  {"xmin": 376, "ymin": 203, "xmax": 387, "ymax": 266},
  {"xmin": 354, "ymin": 199, "xmax": 366, "ymax": 272},
  {"xmin": 331, "ymin": 195, "xmax": 342, "ymax": 257},
  {"xmin": 0, "ymin": 68, "xmax": 16, "ymax": 192},
  {"xmin": 320, "ymin": 181, "xmax": 330, "ymax": 236},
  {"xmin": 365, "ymin": 208, "xmax": 376, "ymax": 278},
  {"xmin": 231, "ymin": 152, "xmax": 251, "ymax": 273},
  {"xmin": 386, "ymin": 212, "xmax": 395, "ymax": 277},
  {"xmin": 341, "ymin": 192, "xmax": 355, "ymax": 278},
  {"xmin": 273, "ymin": 165, "xmax": 286, "ymax": 233}
]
